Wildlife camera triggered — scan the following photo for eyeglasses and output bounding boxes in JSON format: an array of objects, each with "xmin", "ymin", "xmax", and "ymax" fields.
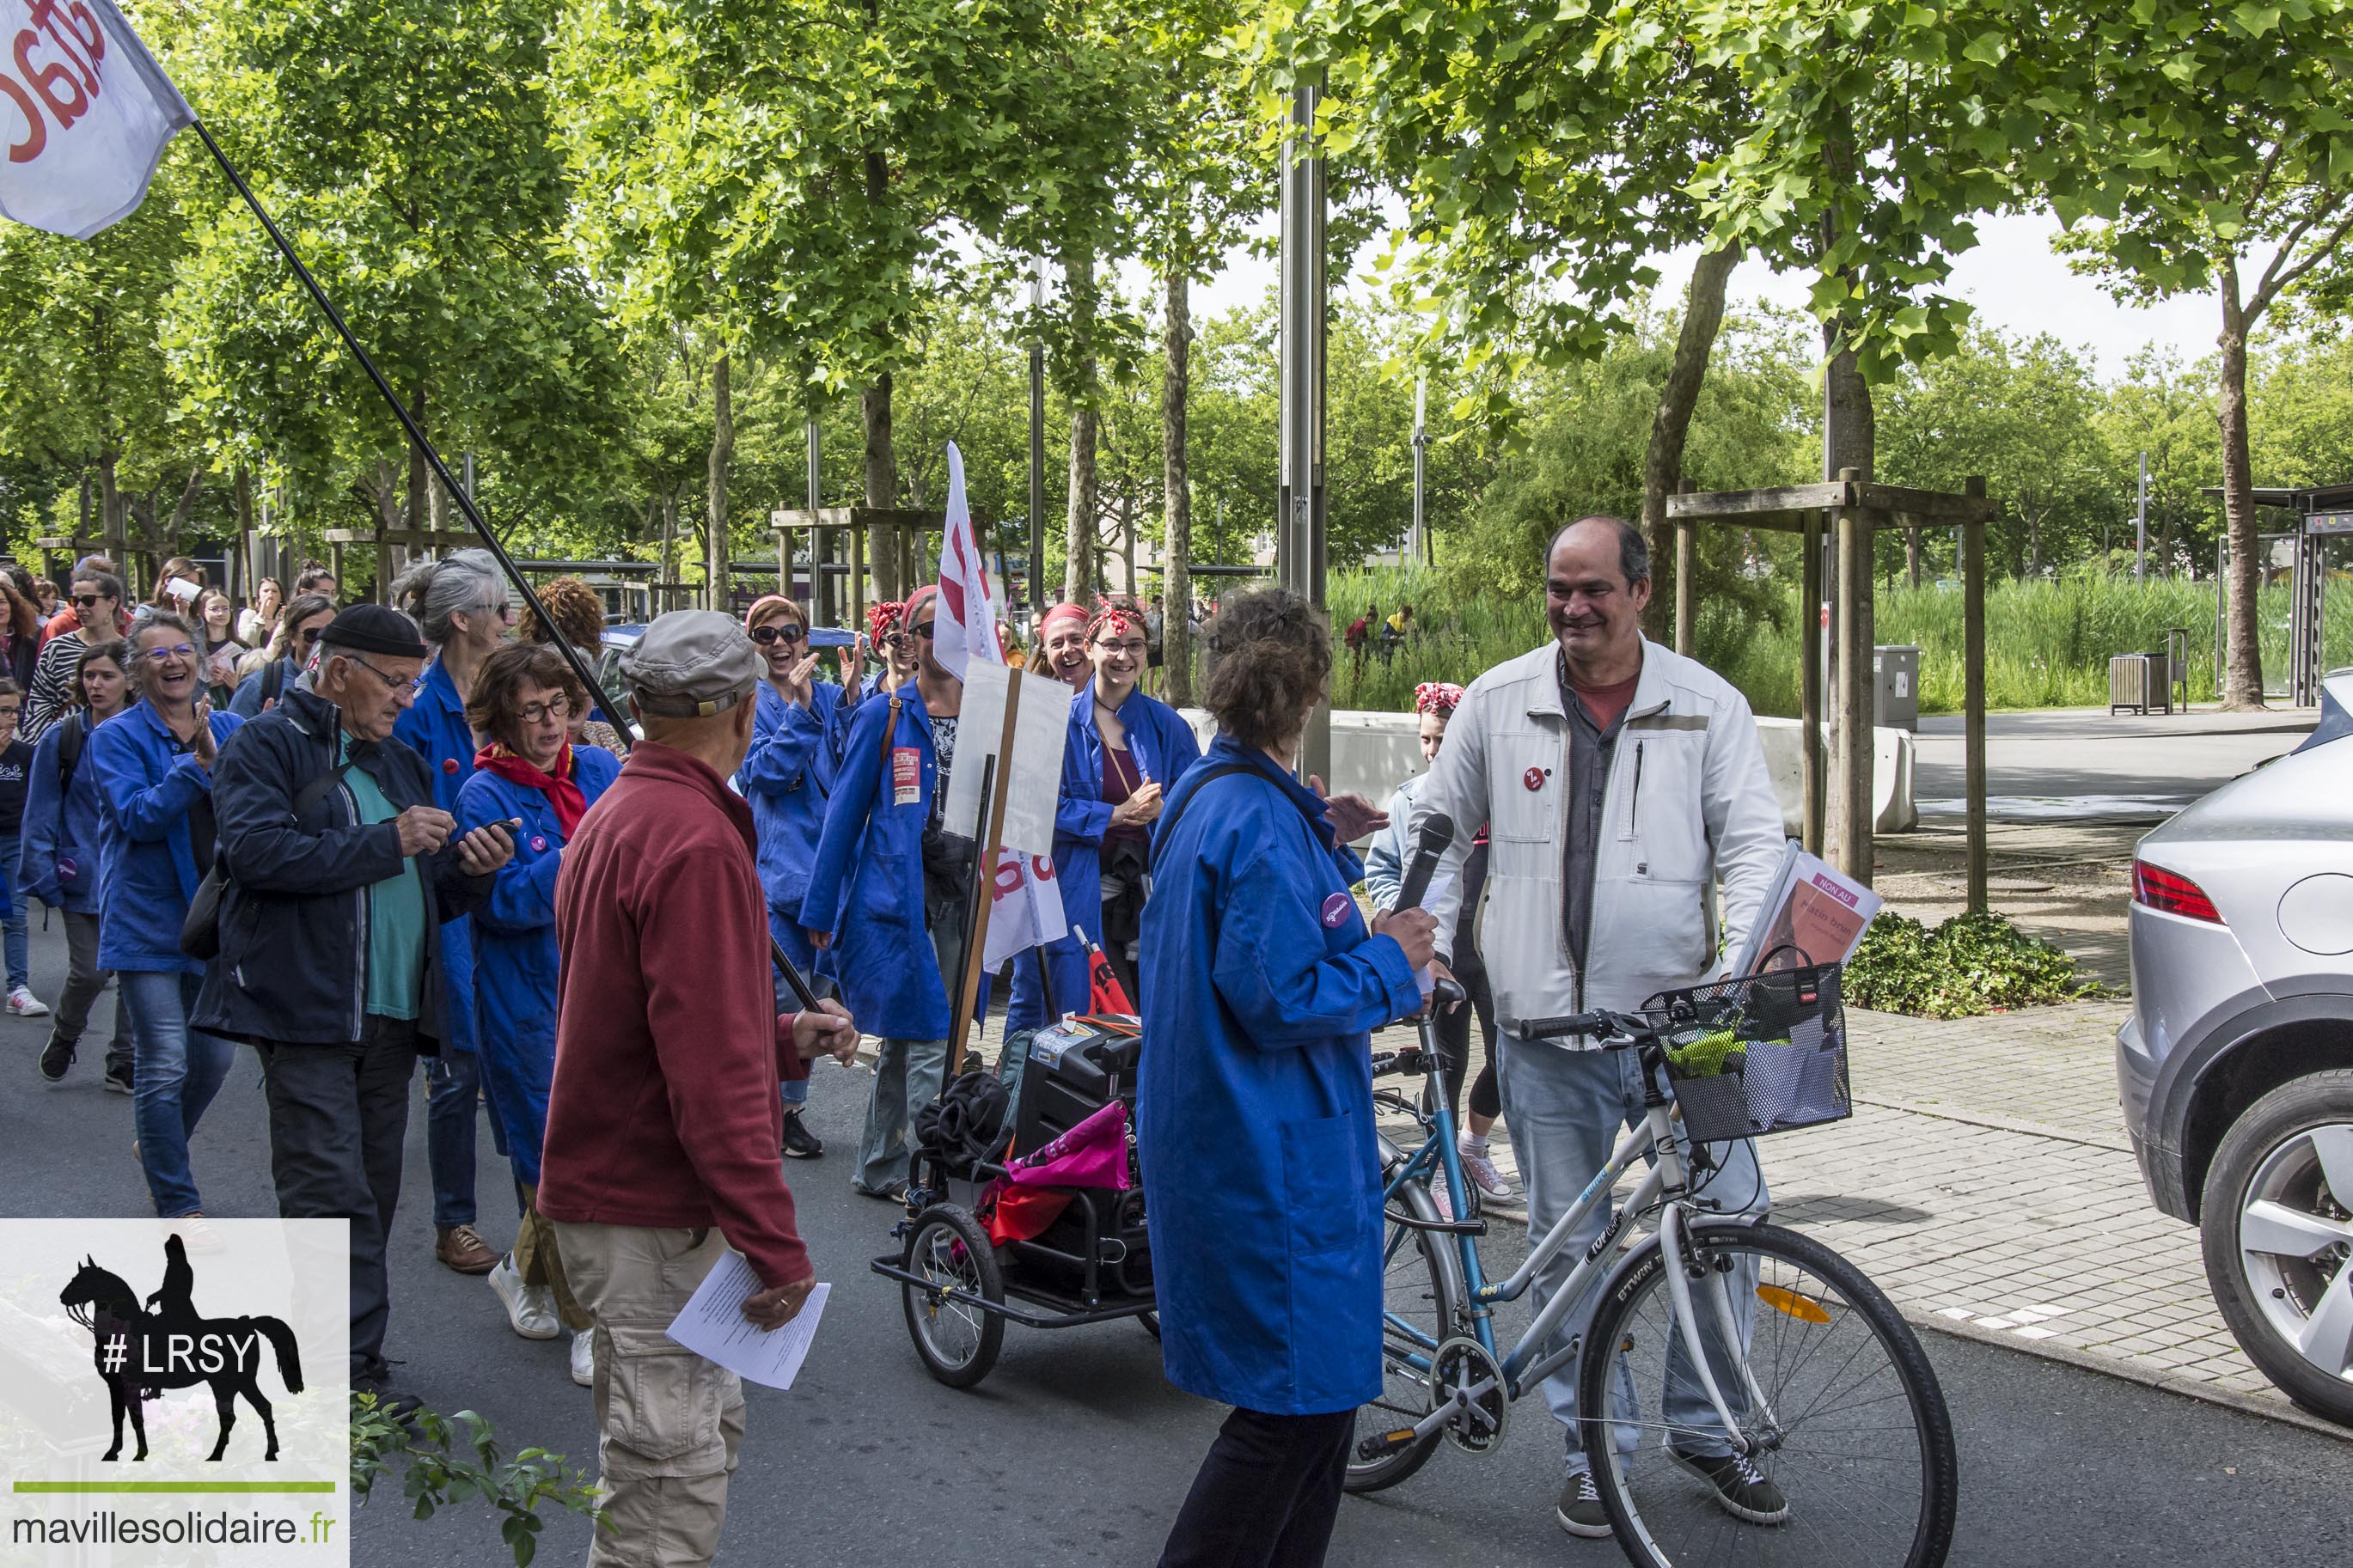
[
  {"xmin": 749, "ymin": 624, "xmax": 807, "ymax": 647},
  {"xmin": 71, "ymin": 594, "xmax": 105, "ymax": 609},
  {"xmin": 139, "ymin": 643, "xmax": 196, "ymax": 662},
  {"xmin": 913, "ymin": 622, "xmax": 936, "ymax": 641},
  {"xmin": 297, "ymin": 626, "xmax": 326, "ymax": 646},
  {"xmin": 517, "ymin": 696, "xmax": 572, "ymax": 724},
  {"xmin": 346, "ymin": 654, "xmax": 424, "ymax": 695},
  {"xmin": 477, "ymin": 601, "xmax": 516, "ymax": 623}
]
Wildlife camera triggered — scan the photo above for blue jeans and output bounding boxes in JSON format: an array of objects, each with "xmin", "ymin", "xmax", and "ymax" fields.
[
  {"xmin": 427, "ymin": 1049, "xmax": 484, "ymax": 1229},
  {"xmin": 121, "ymin": 969, "xmax": 237, "ymax": 1217},
  {"xmin": 1495, "ymin": 1032, "xmax": 1769, "ymax": 1474},
  {"xmin": 0, "ymin": 831, "xmax": 28, "ymax": 990}
]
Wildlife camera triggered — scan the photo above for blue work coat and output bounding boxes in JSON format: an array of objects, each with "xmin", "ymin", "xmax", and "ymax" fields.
[
  {"xmin": 455, "ymin": 746, "xmax": 623, "ymax": 1186},
  {"xmin": 1137, "ymin": 735, "xmax": 1421, "ymax": 1414},
  {"xmin": 89, "ymin": 701, "xmax": 245, "ymax": 974},
  {"xmin": 802, "ymin": 692, "xmax": 948, "ymax": 1041},
  {"xmin": 392, "ymin": 657, "xmax": 480, "ymax": 1055},
  {"xmin": 1007, "ymin": 684, "xmax": 1202, "ymax": 1032},
  {"xmin": 19, "ymin": 712, "xmax": 106, "ymax": 914},
  {"xmin": 737, "ymin": 680, "xmax": 846, "ymax": 979}
]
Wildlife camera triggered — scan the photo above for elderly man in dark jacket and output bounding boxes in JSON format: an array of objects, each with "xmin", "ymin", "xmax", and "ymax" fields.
[{"xmin": 193, "ymin": 603, "xmax": 515, "ymax": 1407}]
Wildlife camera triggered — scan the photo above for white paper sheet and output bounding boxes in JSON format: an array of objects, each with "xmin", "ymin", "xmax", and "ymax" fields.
[
  {"xmin": 664, "ymin": 1252, "xmax": 829, "ymax": 1392},
  {"xmin": 938, "ymin": 661, "xmax": 1066, "ymax": 857}
]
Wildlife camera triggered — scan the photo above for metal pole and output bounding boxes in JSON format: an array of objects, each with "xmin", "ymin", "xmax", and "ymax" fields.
[
  {"xmin": 806, "ymin": 416, "xmax": 825, "ymax": 619},
  {"xmin": 2136, "ymin": 450, "xmax": 2148, "ymax": 583},
  {"xmin": 1964, "ymin": 476, "xmax": 1989, "ymax": 913},
  {"xmin": 1277, "ymin": 71, "xmax": 1330, "ymax": 783},
  {"xmin": 1411, "ymin": 372, "xmax": 1427, "ymax": 565},
  {"xmin": 1028, "ymin": 260, "xmax": 1048, "ymax": 615}
]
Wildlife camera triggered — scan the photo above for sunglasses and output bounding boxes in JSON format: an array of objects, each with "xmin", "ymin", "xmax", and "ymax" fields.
[
  {"xmin": 749, "ymin": 623, "xmax": 807, "ymax": 647},
  {"xmin": 71, "ymin": 593, "xmax": 106, "ymax": 609},
  {"xmin": 297, "ymin": 626, "xmax": 326, "ymax": 645}
]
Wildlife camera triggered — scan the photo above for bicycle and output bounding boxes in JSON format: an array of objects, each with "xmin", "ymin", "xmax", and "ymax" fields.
[{"xmin": 1355, "ymin": 968, "xmax": 1957, "ymax": 1568}]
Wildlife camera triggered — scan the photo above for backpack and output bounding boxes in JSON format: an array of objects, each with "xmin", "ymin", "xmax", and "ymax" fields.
[
  {"xmin": 261, "ymin": 658, "xmax": 288, "ymax": 706},
  {"xmin": 55, "ymin": 711, "xmax": 86, "ymax": 795}
]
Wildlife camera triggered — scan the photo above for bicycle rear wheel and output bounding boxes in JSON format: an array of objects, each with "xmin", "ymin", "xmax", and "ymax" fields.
[
  {"xmin": 1346, "ymin": 1168, "xmax": 1464, "ymax": 1494},
  {"xmin": 1581, "ymin": 1220, "xmax": 1955, "ymax": 1568}
]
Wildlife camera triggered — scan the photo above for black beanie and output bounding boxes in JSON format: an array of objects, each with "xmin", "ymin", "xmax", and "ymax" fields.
[{"xmin": 318, "ymin": 603, "xmax": 430, "ymax": 659}]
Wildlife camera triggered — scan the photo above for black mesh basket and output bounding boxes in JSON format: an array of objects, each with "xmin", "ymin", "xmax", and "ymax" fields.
[{"xmin": 1640, "ymin": 963, "xmax": 1851, "ymax": 1144}]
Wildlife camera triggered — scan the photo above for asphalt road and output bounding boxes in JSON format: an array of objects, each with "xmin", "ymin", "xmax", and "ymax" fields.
[
  {"xmin": 3, "ymin": 918, "xmax": 2349, "ymax": 1565},
  {"xmin": 1910, "ymin": 707, "xmax": 2316, "ymax": 821}
]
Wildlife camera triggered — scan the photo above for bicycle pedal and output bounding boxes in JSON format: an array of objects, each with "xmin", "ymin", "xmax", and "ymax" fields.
[{"xmin": 1355, "ymin": 1427, "xmax": 1421, "ymax": 1461}]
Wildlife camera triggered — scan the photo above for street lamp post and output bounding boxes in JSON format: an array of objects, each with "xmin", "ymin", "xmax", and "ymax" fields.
[
  {"xmin": 1411, "ymin": 372, "xmax": 1428, "ymax": 566},
  {"xmin": 1029, "ymin": 260, "xmax": 1048, "ymax": 616},
  {"xmin": 1277, "ymin": 73, "xmax": 1329, "ymax": 782}
]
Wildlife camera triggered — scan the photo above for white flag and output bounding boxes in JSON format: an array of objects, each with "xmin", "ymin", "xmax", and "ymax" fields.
[
  {"xmin": 0, "ymin": 0, "xmax": 193, "ymax": 240},
  {"xmin": 931, "ymin": 441, "xmax": 999, "ymax": 679}
]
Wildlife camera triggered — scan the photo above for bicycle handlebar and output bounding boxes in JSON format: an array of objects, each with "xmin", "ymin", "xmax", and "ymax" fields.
[{"xmin": 1519, "ymin": 1009, "xmax": 1653, "ymax": 1044}]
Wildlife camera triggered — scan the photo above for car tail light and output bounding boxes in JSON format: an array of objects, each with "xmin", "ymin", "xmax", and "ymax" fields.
[{"xmin": 2133, "ymin": 860, "xmax": 2224, "ymax": 924}]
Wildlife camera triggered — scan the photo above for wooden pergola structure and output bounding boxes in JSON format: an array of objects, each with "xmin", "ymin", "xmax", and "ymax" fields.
[
  {"xmin": 1666, "ymin": 468, "xmax": 1995, "ymax": 909},
  {"xmin": 770, "ymin": 505, "xmax": 987, "ymax": 627},
  {"xmin": 324, "ymin": 524, "xmax": 476, "ymax": 602}
]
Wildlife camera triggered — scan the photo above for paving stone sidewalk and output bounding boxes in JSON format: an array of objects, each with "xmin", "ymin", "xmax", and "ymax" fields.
[{"xmin": 1372, "ymin": 999, "xmax": 2349, "ymax": 1437}]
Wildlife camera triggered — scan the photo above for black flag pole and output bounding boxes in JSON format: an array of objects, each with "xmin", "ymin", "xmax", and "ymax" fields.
[{"xmin": 188, "ymin": 119, "xmax": 823, "ymax": 1010}]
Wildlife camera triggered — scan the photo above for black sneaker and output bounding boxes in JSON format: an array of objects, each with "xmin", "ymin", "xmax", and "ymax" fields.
[
  {"xmin": 1672, "ymin": 1447, "xmax": 1789, "ymax": 1524},
  {"xmin": 37, "ymin": 1035, "xmax": 74, "ymax": 1085},
  {"xmin": 1555, "ymin": 1470, "xmax": 1610, "ymax": 1538},
  {"xmin": 779, "ymin": 1109, "xmax": 824, "ymax": 1161},
  {"xmin": 103, "ymin": 1063, "xmax": 133, "ymax": 1095}
]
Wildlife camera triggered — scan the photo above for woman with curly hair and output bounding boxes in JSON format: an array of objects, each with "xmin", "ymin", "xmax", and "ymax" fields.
[
  {"xmin": 516, "ymin": 576, "xmax": 628, "ymax": 753},
  {"xmin": 1136, "ymin": 586, "xmax": 1436, "ymax": 1568}
]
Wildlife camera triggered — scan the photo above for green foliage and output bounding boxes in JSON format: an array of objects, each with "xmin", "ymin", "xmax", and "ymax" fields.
[
  {"xmin": 1843, "ymin": 911, "xmax": 2094, "ymax": 1020},
  {"xmin": 351, "ymin": 1395, "xmax": 603, "ymax": 1568}
]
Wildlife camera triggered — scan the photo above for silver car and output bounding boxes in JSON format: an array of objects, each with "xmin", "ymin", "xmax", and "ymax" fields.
[{"xmin": 2118, "ymin": 668, "xmax": 2353, "ymax": 1423}]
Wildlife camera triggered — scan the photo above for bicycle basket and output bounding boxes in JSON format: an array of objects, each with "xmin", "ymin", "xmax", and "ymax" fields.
[{"xmin": 1640, "ymin": 963, "xmax": 1850, "ymax": 1144}]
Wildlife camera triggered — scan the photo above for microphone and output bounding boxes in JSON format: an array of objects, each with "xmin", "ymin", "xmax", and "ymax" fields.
[{"xmin": 1393, "ymin": 812, "xmax": 1457, "ymax": 912}]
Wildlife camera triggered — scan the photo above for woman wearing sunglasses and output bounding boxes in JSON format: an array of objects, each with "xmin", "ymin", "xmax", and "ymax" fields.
[
  {"xmin": 22, "ymin": 570, "xmax": 125, "ymax": 743},
  {"xmin": 736, "ymin": 595, "xmax": 861, "ymax": 1161},
  {"xmin": 230, "ymin": 593, "xmax": 338, "ymax": 717}
]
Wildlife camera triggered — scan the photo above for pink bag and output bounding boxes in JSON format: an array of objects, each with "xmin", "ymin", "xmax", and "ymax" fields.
[{"xmin": 1003, "ymin": 1101, "xmax": 1131, "ymax": 1192}]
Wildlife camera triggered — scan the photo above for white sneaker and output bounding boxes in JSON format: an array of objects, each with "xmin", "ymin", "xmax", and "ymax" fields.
[
  {"xmin": 488, "ymin": 1257, "xmax": 561, "ymax": 1340},
  {"xmin": 1431, "ymin": 1178, "xmax": 1454, "ymax": 1223},
  {"xmin": 168, "ymin": 1213, "xmax": 225, "ymax": 1254},
  {"xmin": 1460, "ymin": 1147, "xmax": 1514, "ymax": 1200},
  {"xmin": 570, "ymin": 1328, "xmax": 595, "ymax": 1388},
  {"xmin": 9, "ymin": 987, "xmax": 50, "ymax": 1017}
]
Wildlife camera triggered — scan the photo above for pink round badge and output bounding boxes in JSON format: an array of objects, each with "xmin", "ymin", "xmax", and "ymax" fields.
[
  {"xmin": 530, "ymin": 835, "xmax": 548, "ymax": 853},
  {"xmin": 1320, "ymin": 892, "xmax": 1353, "ymax": 929}
]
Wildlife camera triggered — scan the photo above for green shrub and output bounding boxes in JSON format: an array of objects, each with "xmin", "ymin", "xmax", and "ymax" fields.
[
  {"xmin": 351, "ymin": 1395, "xmax": 605, "ymax": 1565},
  {"xmin": 1843, "ymin": 910, "xmax": 2095, "ymax": 1019}
]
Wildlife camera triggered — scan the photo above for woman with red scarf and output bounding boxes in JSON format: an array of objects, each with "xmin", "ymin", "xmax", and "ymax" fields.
[{"xmin": 455, "ymin": 641, "xmax": 623, "ymax": 1385}]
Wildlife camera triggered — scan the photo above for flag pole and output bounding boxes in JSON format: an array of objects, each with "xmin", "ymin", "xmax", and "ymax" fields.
[{"xmin": 186, "ymin": 119, "xmax": 822, "ymax": 1010}]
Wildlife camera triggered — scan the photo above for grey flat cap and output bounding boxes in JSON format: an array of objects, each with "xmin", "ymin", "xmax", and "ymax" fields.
[{"xmin": 620, "ymin": 610, "xmax": 762, "ymax": 717}]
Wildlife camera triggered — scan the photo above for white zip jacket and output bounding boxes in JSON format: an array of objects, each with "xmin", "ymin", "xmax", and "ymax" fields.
[{"xmin": 1416, "ymin": 636, "xmax": 1783, "ymax": 1040}]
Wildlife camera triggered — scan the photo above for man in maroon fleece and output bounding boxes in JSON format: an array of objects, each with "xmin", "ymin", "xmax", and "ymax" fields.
[{"xmin": 540, "ymin": 610, "xmax": 855, "ymax": 1568}]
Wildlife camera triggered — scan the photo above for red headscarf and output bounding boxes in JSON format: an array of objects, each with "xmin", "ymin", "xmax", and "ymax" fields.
[
  {"xmin": 1085, "ymin": 599, "xmax": 1140, "ymax": 643},
  {"xmin": 1414, "ymin": 681, "xmax": 1465, "ymax": 716},
  {"xmin": 474, "ymin": 742, "xmax": 587, "ymax": 838},
  {"xmin": 865, "ymin": 600, "xmax": 905, "ymax": 643},
  {"xmin": 1038, "ymin": 601, "xmax": 1089, "ymax": 639}
]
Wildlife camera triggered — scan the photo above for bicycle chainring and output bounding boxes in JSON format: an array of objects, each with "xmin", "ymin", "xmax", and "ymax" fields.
[{"xmin": 1430, "ymin": 1337, "xmax": 1509, "ymax": 1456}]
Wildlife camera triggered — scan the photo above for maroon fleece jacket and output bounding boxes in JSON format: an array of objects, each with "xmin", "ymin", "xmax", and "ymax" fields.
[{"xmin": 538, "ymin": 741, "xmax": 814, "ymax": 1289}]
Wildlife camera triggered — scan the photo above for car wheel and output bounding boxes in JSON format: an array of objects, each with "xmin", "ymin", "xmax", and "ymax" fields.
[{"xmin": 2200, "ymin": 1071, "xmax": 2353, "ymax": 1425}]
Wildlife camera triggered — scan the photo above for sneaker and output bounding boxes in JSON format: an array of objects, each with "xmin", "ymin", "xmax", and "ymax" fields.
[
  {"xmin": 1556, "ymin": 1470, "xmax": 1610, "ymax": 1538},
  {"xmin": 779, "ymin": 1108, "xmax": 824, "ymax": 1161},
  {"xmin": 1460, "ymin": 1146, "xmax": 1514, "ymax": 1200},
  {"xmin": 435, "ymin": 1223, "xmax": 498, "ymax": 1275},
  {"xmin": 168, "ymin": 1214, "xmax": 225, "ymax": 1254},
  {"xmin": 9, "ymin": 986, "xmax": 51, "ymax": 1017},
  {"xmin": 488, "ymin": 1257, "xmax": 563, "ymax": 1340},
  {"xmin": 1672, "ymin": 1448, "xmax": 1790, "ymax": 1524},
  {"xmin": 352, "ymin": 1380, "xmax": 424, "ymax": 1431},
  {"xmin": 38, "ymin": 1035, "xmax": 75, "ymax": 1084},
  {"xmin": 569, "ymin": 1328, "xmax": 596, "ymax": 1388},
  {"xmin": 854, "ymin": 1180, "xmax": 909, "ymax": 1202},
  {"xmin": 1431, "ymin": 1178, "xmax": 1454, "ymax": 1223},
  {"xmin": 102, "ymin": 1063, "xmax": 132, "ymax": 1095}
]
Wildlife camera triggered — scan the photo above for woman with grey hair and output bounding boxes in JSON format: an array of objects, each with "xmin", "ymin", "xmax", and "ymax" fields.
[{"xmin": 392, "ymin": 548, "xmax": 514, "ymax": 1278}]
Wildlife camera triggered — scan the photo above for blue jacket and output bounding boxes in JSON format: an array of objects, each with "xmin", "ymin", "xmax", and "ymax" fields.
[
  {"xmin": 802, "ymin": 691, "xmax": 948, "ymax": 1041},
  {"xmin": 89, "ymin": 701, "xmax": 245, "ymax": 974},
  {"xmin": 392, "ymin": 657, "xmax": 480, "ymax": 1054},
  {"xmin": 228, "ymin": 654, "xmax": 304, "ymax": 717},
  {"xmin": 738, "ymin": 680, "xmax": 846, "ymax": 924},
  {"xmin": 1007, "ymin": 684, "xmax": 1201, "ymax": 1032},
  {"xmin": 456, "ymin": 747, "xmax": 622, "ymax": 1185},
  {"xmin": 1136, "ymin": 735, "xmax": 1421, "ymax": 1414},
  {"xmin": 19, "ymin": 711, "xmax": 106, "ymax": 913}
]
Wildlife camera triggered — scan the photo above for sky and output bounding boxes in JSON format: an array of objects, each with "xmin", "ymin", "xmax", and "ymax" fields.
[{"xmin": 1182, "ymin": 209, "xmax": 2223, "ymax": 379}]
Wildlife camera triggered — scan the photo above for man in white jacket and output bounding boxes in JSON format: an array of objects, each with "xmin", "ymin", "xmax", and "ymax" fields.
[{"xmin": 1418, "ymin": 515, "xmax": 1787, "ymax": 1537}]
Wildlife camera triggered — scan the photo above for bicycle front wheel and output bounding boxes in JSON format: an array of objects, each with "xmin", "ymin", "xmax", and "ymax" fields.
[
  {"xmin": 1581, "ymin": 1220, "xmax": 1956, "ymax": 1568},
  {"xmin": 1346, "ymin": 1168, "xmax": 1464, "ymax": 1494}
]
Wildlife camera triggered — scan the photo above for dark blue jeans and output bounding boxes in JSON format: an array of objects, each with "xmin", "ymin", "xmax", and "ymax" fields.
[
  {"xmin": 121, "ymin": 968, "xmax": 237, "ymax": 1217},
  {"xmin": 426, "ymin": 1048, "xmax": 481, "ymax": 1229},
  {"xmin": 0, "ymin": 830, "xmax": 28, "ymax": 990}
]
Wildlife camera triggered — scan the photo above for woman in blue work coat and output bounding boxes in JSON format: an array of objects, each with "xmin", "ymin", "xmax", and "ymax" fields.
[
  {"xmin": 455, "ymin": 642, "xmax": 620, "ymax": 1384},
  {"xmin": 391, "ymin": 547, "xmax": 510, "ymax": 1276},
  {"xmin": 804, "ymin": 588, "xmax": 975, "ymax": 1199},
  {"xmin": 737, "ymin": 593, "xmax": 859, "ymax": 1161},
  {"xmin": 1006, "ymin": 603, "xmax": 1201, "ymax": 1030},
  {"xmin": 21, "ymin": 640, "xmax": 134, "ymax": 1089},
  {"xmin": 1137, "ymin": 588, "xmax": 1435, "ymax": 1568}
]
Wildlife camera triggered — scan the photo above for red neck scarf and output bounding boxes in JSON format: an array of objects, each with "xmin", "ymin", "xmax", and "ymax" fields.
[{"xmin": 474, "ymin": 742, "xmax": 586, "ymax": 838}]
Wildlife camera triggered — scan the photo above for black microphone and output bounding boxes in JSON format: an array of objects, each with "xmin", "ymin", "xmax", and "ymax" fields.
[{"xmin": 1393, "ymin": 813, "xmax": 1457, "ymax": 912}]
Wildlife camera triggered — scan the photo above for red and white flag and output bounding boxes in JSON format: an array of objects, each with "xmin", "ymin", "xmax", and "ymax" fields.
[
  {"xmin": 0, "ymin": 0, "xmax": 193, "ymax": 240},
  {"xmin": 932, "ymin": 440, "xmax": 999, "ymax": 679}
]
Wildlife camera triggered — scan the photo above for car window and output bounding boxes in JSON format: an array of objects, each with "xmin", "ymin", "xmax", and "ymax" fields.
[{"xmin": 2292, "ymin": 684, "xmax": 2350, "ymax": 754}]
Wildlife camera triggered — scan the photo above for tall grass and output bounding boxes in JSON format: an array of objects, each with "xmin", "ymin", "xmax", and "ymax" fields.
[{"xmin": 1322, "ymin": 565, "xmax": 2353, "ymax": 716}]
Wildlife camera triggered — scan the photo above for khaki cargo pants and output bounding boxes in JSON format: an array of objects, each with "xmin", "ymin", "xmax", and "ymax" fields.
[{"xmin": 551, "ymin": 1223, "xmax": 745, "ymax": 1568}]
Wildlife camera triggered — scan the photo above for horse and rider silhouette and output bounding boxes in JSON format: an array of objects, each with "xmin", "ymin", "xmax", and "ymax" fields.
[{"xmin": 59, "ymin": 1235, "xmax": 304, "ymax": 1462}]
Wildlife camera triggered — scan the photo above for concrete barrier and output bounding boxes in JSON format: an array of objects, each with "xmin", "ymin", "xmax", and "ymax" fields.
[{"xmin": 1176, "ymin": 706, "xmax": 1918, "ymax": 839}]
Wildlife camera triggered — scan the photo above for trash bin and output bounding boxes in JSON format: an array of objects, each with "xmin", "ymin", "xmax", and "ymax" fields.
[
  {"xmin": 1873, "ymin": 645, "xmax": 1919, "ymax": 732},
  {"xmin": 2109, "ymin": 653, "xmax": 2165, "ymax": 715}
]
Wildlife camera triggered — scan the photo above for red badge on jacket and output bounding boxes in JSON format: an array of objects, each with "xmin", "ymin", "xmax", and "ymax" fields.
[
  {"xmin": 1523, "ymin": 766, "xmax": 1544, "ymax": 792},
  {"xmin": 443, "ymin": 758, "xmax": 460, "ymax": 774}
]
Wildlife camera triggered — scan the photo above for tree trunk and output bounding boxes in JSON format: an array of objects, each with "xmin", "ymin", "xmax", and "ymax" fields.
[
  {"xmin": 1162, "ymin": 265, "xmax": 1195, "ymax": 705},
  {"xmin": 659, "ymin": 489, "xmax": 678, "ymax": 611},
  {"xmin": 167, "ymin": 463, "xmax": 202, "ymax": 555},
  {"xmin": 2216, "ymin": 270, "xmax": 2264, "ymax": 709},
  {"xmin": 1906, "ymin": 525, "xmax": 1922, "ymax": 588},
  {"xmin": 861, "ymin": 373, "xmax": 900, "ymax": 601},
  {"xmin": 1065, "ymin": 245, "xmax": 1102, "ymax": 605},
  {"xmin": 405, "ymin": 381, "xmax": 428, "ymax": 587},
  {"xmin": 1640, "ymin": 244, "xmax": 1737, "ymax": 631},
  {"xmin": 98, "ymin": 443, "xmax": 122, "ymax": 563},
  {"xmin": 708, "ymin": 351, "xmax": 734, "ymax": 614}
]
